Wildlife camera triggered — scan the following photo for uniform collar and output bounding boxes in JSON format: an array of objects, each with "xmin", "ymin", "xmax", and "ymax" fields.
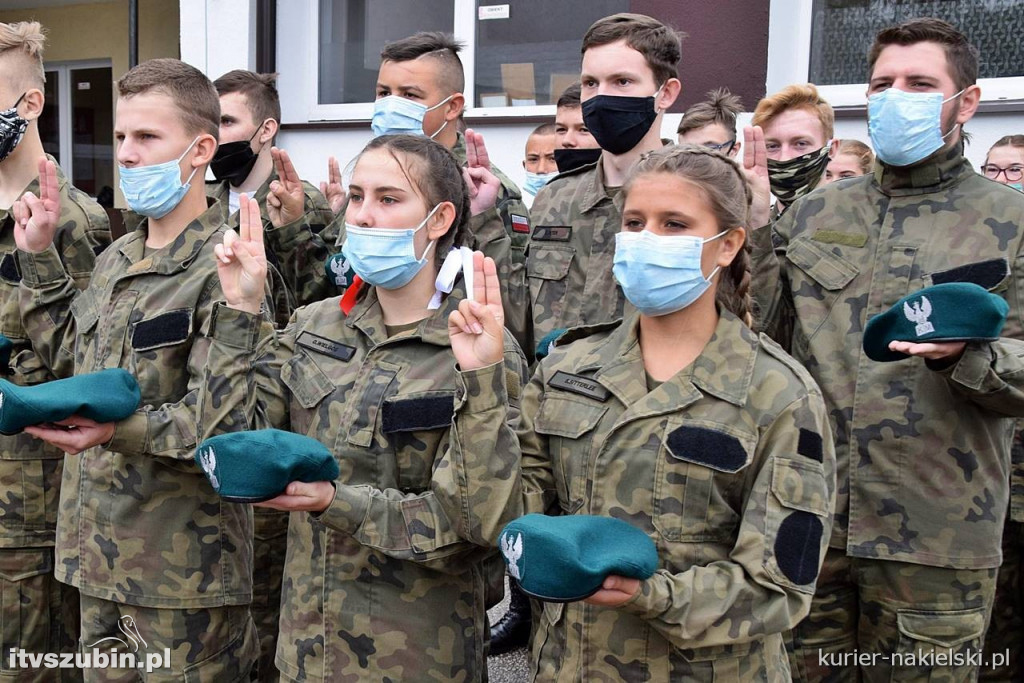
[
  {"xmin": 0, "ymin": 154, "xmax": 70, "ymax": 227},
  {"xmin": 345, "ymin": 278, "xmax": 465, "ymax": 349},
  {"xmin": 577, "ymin": 309, "xmax": 757, "ymax": 408},
  {"xmin": 118, "ymin": 196, "xmax": 226, "ymax": 275},
  {"xmin": 206, "ymin": 169, "xmax": 277, "ymax": 212},
  {"xmin": 872, "ymin": 140, "xmax": 973, "ymax": 196}
]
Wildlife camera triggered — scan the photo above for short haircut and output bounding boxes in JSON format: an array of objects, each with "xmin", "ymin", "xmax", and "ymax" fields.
[
  {"xmin": 837, "ymin": 139, "xmax": 874, "ymax": 174},
  {"xmin": 869, "ymin": 17, "xmax": 978, "ymax": 93},
  {"xmin": 678, "ymin": 88, "xmax": 744, "ymax": 136},
  {"xmin": 557, "ymin": 82, "xmax": 582, "ymax": 109},
  {"xmin": 752, "ymin": 83, "xmax": 834, "ymax": 140},
  {"xmin": 214, "ymin": 70, "xmax": 281, "ymax": 125},
  {"xmin": 0, "ymin": 21, "xmax": 46, "ymax": 90},
  {"xmin": 582, "ymin": 13, "xmax": 682, "ymax": 87},
  {"xmin": 530, "ymin": 123, "xmax": 557, "ymax": 137},
  {"xmin": 380, "ymin": 32, "xmax": 465, "ymax": 95},
  {"xmin": 117, "ymin": 58, "xmax": 220, "ymax": 141}
]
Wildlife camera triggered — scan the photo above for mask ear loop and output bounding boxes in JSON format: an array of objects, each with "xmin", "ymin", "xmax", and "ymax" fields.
[
  {"xmin": 178, "ymin": 136, "xmax": 203, "ymax": 186},
  {"xmin": 425, "ymin": 95, "xmax": 455, "ymax": 140}
]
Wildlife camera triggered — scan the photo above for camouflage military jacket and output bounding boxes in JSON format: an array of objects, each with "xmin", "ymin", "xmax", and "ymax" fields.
[
  {"xmin": 752, "ymin": 142, "xmax": 1024, "ymax": 570},
  {"xmin": 197, "ymin": 285, "xmax": 528, "ymax": 682},
  {"xmin": 488, "ymin": 310, "xmax": 834, "ymax": 680},
  {"xmin": 527, "ymin": 156, "xmax": 628, "ymax": 357},
  {"xmin": 18, "ymin": 199, "xmax": 254, "ymax": 608},
  {"xmin": 208, "ymin": 171, "xmax": 334, "ymax": 322},
  {"xmin": 0, "ymin": 158, "xmax": 109, "ymax": 547}
]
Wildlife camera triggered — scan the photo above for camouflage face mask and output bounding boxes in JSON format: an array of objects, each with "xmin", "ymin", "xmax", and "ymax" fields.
[
  {"xmin": 767, "ymin": 142, "xmax": 832, "ymax": 204},
  {"xmin": 0, "ymin": 94, "xmax": 28, "ymax": 163}
]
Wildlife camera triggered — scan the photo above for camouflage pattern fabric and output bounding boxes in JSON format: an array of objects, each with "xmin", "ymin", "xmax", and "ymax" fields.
[
  {"xmin": 751, "ymin": 142, "xmax": 1024, "ymax": 682},
  {"xmin": 526, "ymin": 155, "xmax": 630, "ymax": 361},
  {"xmin": 17, "ymin": 198, "xmax": 256, "ymax": 611},
  {"xmin": 197, "ymin": 283, "xmax": 528, "ymax": 682},
  {"xmin": 208, "ymin": 172, "xmax": 334, "ymax": 323},
  {"xmin": 463, "ymin": 310, "xmax": 835, "ymax": 680},
  {"xmin": 77, "ymin": 594, "xmax": 258, "ymax": 682}
]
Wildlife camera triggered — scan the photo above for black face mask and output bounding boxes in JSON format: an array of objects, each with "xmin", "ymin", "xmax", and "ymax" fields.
[
  {"xmin": 0, "ymin": 93, "xmax": 28, "ymax": 164},
  {"xmin": 581, "ymin": 92, "xmax": 660, "ymax": 156},
  {"xmin": 211, "ymin": 126, "xmax": 262, "ymax": 186},
  {"xmin": 554, "ymin": 147, "xmax": 602, "ymax": 174}
]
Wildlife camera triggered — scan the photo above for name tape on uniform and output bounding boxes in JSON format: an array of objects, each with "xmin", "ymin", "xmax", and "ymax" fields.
[
  {"xmin": 532, "ymin": 226, "xmax": 572, "ymax": 242},
  {"xmin": 547, "ymin": 371, "xmax": 610, "ymax": 402},
  {"xmin": 296, "ymin": 332, "xmax": 356, "ymax": 362}
]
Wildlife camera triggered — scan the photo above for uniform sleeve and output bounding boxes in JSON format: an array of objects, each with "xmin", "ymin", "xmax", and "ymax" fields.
[
  {"xmin": 929, "ymin": 338, "xmax": 1024, "ymax": 417},
  {"xmin": 54, "ymin": 191, "xmax": 111, "ymax": 291},
  {"xmin": 750, "ymin": 216, "xmax": 796, "ymax": 347},
  {"xmin": 317, "ymin": 338, "xmax": 530, "ymax": 572},
  {"xmin": 105, "ymin": 278, "xmax": 272, "ymax": 460},
  {"xmin": 618, "ymin": 390, "xmax": 837, "ymax": 650},
  {"xmin": 262, "ymin": 207, "xmax": 341, "ymax": 309},
  {"xmin": 17, "ymin": 244, "xmax": 82, "ymax": 380}
]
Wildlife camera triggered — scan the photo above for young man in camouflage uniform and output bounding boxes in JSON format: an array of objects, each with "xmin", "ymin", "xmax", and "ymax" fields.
[
  {"xmin": 751, "ymin": 18, "xmax": 1024, "ymax": 682},
  {"xmin": 13, "ymin": 58, "xmax": 258, "ymax": 680},
  {"xmin": 0, "ymin": 21, "xmax": 110, "ymax": 680},
  {"xmin": 208, "ymin": 70, "xmax": 334, "ymax": 327}
]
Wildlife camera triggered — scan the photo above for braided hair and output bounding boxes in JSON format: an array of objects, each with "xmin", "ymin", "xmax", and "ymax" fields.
[{"xmin": 622, "ymin": 143, "xmax": 755, "ymax": 328}]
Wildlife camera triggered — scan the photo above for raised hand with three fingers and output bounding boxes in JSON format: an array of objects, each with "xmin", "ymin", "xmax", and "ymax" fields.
[
  {"xmin": 214, "ymin": 194, "xmax": 267, "ymax": 316},
  {"xmin": 462, "ymin": 129, "xmax": 501, "ymax": 217},
  {"xmin": 448, "ymin": 251, "xmax": 505, "ymax": 371},
  {"xmin": 266, "ymin": 147, "xmax": 307, "ymax": 227},
  {"xmin": 741, "ymin": 125, "xmax": 772, "ymax": 228},
  {"xmin": 12, "ymin": 156, "xmax": 61, "ymax": 254},
  {"xmin": 319, "ymin": 155, "xmax": 346, "ymax": 216}
]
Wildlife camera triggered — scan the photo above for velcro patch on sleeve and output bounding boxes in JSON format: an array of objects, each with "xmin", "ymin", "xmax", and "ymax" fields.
[
  {"xmin": 931, "ymin": 258, "xmax": 1009, "ymax": 290},
  {"xmin": 774, "ymin": 511, "xmax": 824, "ymax": 585},
  {"xmin": 296, "ymin": 332, "xmax": 356, "ymax": 362},
  {"xmin": 797, "ymin": 428, "xmax": 824, "ymax": 463},
  {"xmin": 666, "ymin": 425, "xmax": 748, "ymax": 472},
  {"xmin": 532, "ymin": 226, "xmax": 572, "ymax": 242},
  {"xmin": 131, "ymin": 309, "xmax": 192, "ymax": 351},
  {"xmin": 0, "ymin": 253, "xmax": 21, "ymax": 283},
  {"xmin": 547, "ymin": 371, "xmax": 610, "ymax": 402},
  {"xmin": 511, "ymin": 214, "xmax": 530, "ymax": 234},
  {"xmin": 381, "ymin": 394, "xmax": 456, "ymax": 433}
]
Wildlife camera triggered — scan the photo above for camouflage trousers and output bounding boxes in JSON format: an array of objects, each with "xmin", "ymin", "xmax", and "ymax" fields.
[
  {"xmin": 0, "ymin": 547, "xmax": 80, "ymax": 682},
  {"xmin": 77, "ymin": 596, "xmax": 257, "ymax": 682},
  {"xmin": 786, "ymin": 548, "xmax": 997, "ymax": 683},
  {"xmin": 979, "ymin": 519, "xmax": 1023, "ymax": 682},
  {"xmin": 251, "ymin": 510, "xmax": 288, "ymax": 683}
]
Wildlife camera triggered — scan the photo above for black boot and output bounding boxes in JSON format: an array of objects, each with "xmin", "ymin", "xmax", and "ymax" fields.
[{"xmin": 489, "ymin": 579, "xmax": 532, "ymax": 655}]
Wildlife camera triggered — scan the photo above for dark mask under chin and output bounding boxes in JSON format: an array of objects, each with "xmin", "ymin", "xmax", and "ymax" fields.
[{"xmin": 211, "ymin": 139, "xmax": 259, "ymax": 186}]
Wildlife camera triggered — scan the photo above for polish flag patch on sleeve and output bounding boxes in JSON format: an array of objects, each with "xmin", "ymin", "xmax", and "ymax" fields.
[{"xmin": 511, "ymin": 214, "xmax": 529, "ymax": 233}]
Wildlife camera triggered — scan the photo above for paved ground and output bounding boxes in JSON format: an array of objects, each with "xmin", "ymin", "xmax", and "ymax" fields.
[{"xmin": 486, "ymin": 576, "xmax": 530, "ymax": 683}]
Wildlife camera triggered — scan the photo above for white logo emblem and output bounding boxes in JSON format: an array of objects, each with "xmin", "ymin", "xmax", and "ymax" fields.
[
  {"xmin": 88, "ymin": 615, "xmax": 148, "ymax": 652},
  {"xmin": 329, "ymin": 256, "xmax": 351, "ymax": 286},
  {"xmin": 0, "ymin": 391, "xmax": 5, "ymax": 412},
  {"xmin": 501, "ymin": 531, "xmax": 524, "ymax": 580},
  {"xmin": 903, "ymin": 295, "xmax": 934, "ymax": 336},
  {"xmin": 199, "ymin": 447, "xmax": 219, "ymax": 490}
]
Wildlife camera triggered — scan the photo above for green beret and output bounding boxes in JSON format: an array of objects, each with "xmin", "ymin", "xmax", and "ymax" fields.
[
  {"xmin": 196, "ymin": 429, "xmax": 340, "ymax": 503},
  {"xmin": 499, "ymin": 514, "xmax": 658, "ymax": 602},
  {"xmin": 863, "ymin": 283, "xmax": 1009, "ymax": 362},
  {"xmin": 0, "ymin": 368, "xmax": 141, "ymax": 435}
]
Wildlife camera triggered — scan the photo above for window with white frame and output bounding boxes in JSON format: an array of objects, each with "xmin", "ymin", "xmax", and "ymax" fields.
[
  {"xmin": 307, "ymin": 0, "xmax": 628, "ymax": 121},
  {"xmin": 768, "ymin": 0, "xmax": 1024, "ymax": 107}
]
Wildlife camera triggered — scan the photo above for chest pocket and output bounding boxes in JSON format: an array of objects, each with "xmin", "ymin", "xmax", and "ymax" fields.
[
  {"xmin": 382, "ymin": 391, "xmax": 455, "ymax": 491},
  {"xmin": 280, "ymin": 351, "xmax": 334, "ymax": 437},
  {"xmin": 786, "ymin": 238, "xmax": 859, "ymax": 342},
  {"xmin": 533, "ymin": 394, "xmax": 607, "ymax": 513},
  {"xmin": 653, "ymin": 419, "xmax": 755, "ymax": 543},
  {"xmin": 527, "ymin": 245, "xmax": 574, "ymax": 328},
  {"xmin": 128, "ymin": 308, "xmax": 195, "ymax": 403}
]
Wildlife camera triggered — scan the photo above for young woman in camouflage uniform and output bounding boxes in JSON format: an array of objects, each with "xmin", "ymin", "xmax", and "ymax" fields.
[
  {"xmin": 198, "ymin": 134, "xmax": 528, "ymax": 682},
  {"xmin": 456, "ymin": 145, "xmax": 837, "ymax": 681}
]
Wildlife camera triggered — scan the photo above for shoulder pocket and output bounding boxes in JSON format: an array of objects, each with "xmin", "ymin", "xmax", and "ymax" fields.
[
  {"xmin": 534, "ymin": 394, "xmax": 607, "ymax": 438},
  {"xmin": 787, "ymin": 238, "xmax": 858, "ymax": 291},
  {"xmin": 765, "ymin": 457, "xmax": 831, "ymax": 593},
  {"xmin": 280, "ymin": 352, "xmax": 334, "ymax": 409},
  {"xmin": 527, "ymin": 245, "xmax": 573, "ymax": 281}
]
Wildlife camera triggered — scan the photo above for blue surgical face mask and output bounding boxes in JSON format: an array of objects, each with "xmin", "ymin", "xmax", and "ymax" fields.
[
  {"xmin": 1009, "ymin": 183, "xmax": 1023, "ymax": 193},
  {"xmin": 612, "ymin": 229, "xmax": 729, "ymax": 317},
  {"xmin": 868, "ymin": 88, "xmax": 964, "ymax": 167},
  {"xmin": 523, "ymin": 170, "xmax": 558, "ymax": 196},
  {"xmin": 341, "ymin": 204, "xmax": 441, "ymax": 290},
  {"xmin": 371, "ymin": 95, "xmax": 454, "ymax": 139},
  {"xmin": 118, "ymin": 137, "xmax": 200, "ymax": 218}
]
